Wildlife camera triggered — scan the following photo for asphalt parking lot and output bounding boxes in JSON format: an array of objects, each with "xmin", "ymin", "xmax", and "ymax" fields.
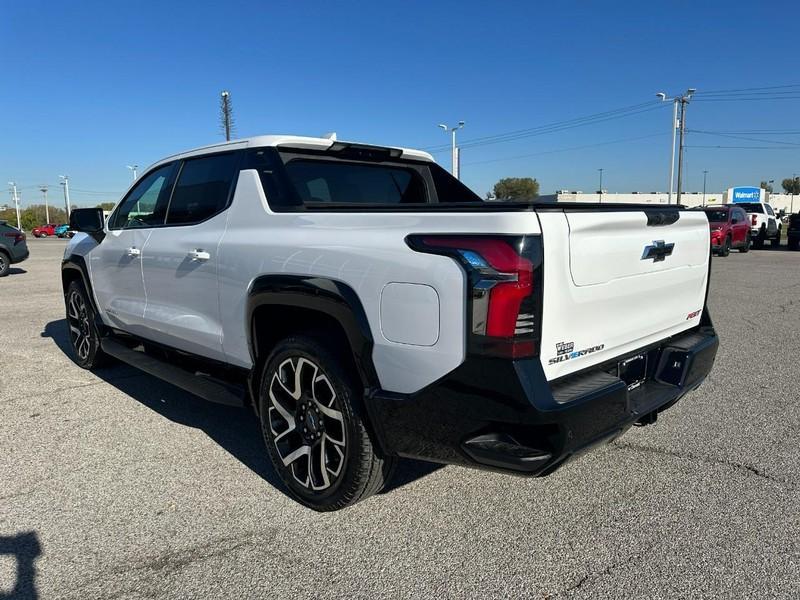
[{"xmin": 1, "ymin": 237, "xmax": 798, "ymax": 599}]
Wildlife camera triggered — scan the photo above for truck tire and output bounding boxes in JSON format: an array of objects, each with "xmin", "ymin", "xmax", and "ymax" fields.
[
  {"xmin": 258, "ymin": 334, "xmax": 395, "ymax": 511},
  {"xmin": 753, "ymin": 229, "xmax": 765, "ymax": 249},
  {"xmin": 789, "ymin": 238, "xmax": 799, "ymax": 251},
  {"xmin": 65, "ymin": 280, "xmax": 110, "ymax": 369},
  {"xmin": 719, "ymin": 235, "xmax": 731, "ymax": 257},
  {"xmin": 0, "ymin": 250, "xmax": 9, "ymax": 277},
  {"xmin": 738, "ymin": 232, "xmax": 750, "ymax": 253},
  {"xmin": 771, "ymin": 229, "xmax": 781, "ymax": 248}
]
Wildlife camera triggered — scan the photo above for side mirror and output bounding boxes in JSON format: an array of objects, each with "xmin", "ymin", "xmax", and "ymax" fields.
[{"xmin": 69, "ymin": 208, "xmax": 105, "ymax": 234}]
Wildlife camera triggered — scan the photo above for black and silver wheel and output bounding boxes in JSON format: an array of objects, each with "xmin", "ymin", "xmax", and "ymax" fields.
[
  {"xmin": 0, "ymin": 251, "xmax": 9, "ymax": 277},
  {"xmin": 259, "ymin": 335, "xmax": 394, "ymax": 511},
  {"xmin": 65, "ymin": 280, "xmax": 109, "ymax": 369}
]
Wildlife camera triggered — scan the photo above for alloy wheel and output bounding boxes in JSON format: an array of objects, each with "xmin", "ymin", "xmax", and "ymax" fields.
[
  {"xmin": 267, "ymin": 357, "xmax": 346, "ymax": 491},
  {"xmin": 67, "ymin": 290, "xmax": 93, "ymax": 361}
]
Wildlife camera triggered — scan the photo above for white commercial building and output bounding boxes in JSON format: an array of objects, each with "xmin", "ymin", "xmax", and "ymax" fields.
[{"xmin": 555, "ymin": 189, "xmax": 799, "ymax": 213}]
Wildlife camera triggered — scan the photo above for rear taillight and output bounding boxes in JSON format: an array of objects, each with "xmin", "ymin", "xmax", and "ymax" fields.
[
  {"xmin": 3, "ymin": 232, "xmax": 24, "ymax": 245},
  {"xmin": 751, "ymin": 214, "xmax": 758, "ymax": 226},
  {"xmin": 406, "ymin": 235, "xmax": 543, "ymax": 359}
]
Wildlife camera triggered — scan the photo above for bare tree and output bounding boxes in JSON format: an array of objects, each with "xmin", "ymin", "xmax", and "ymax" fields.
[{"xmin": 220, "ymin": 90, "xmax": 235, "ymax": 141}]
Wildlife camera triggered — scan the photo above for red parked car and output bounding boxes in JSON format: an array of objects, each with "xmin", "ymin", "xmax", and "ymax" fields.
[
  {"xmin": 700, "ymin": 206, "xmax": 751, "ymax": 256},
  {"xmin": 31, "ymin": 223, "xmax": 58, "ymax": 238}
]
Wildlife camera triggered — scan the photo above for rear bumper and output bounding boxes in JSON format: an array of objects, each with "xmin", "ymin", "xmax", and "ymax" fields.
[
  {"xmin": 10, "ymin": 245, "xmax": 29, "ymax": 263},
  {"xmin": 369, "ymin": 323, "xmax": 718, "ymax": 476}
]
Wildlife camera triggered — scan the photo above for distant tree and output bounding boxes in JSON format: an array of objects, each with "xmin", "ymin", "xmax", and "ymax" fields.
[
  {"xmin": 18, "ymin": 205, "xmax": 68, "ymax": 230},
  {"xmin": 782, "ymin": 177, "xmax": 800, "ymax": 195},
  {"xmin": 760, "ymin": 180, "xmax": 773, "ymax": 193},
  {"xmin": 96, "ymin": 202, "xmax": 116, "ymax": 211},
  {"xmin": 493, "ymin": 177, "xmax": 540, "ymax": 201}
]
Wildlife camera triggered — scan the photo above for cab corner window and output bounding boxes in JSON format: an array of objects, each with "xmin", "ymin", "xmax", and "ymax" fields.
[
  {"xmin": 166, "ymin": 153, "xmax": 239, "ymax": 225},
  {"xmin": 111, "ymin": 163, "xmax": 175, "ymax": 229}
]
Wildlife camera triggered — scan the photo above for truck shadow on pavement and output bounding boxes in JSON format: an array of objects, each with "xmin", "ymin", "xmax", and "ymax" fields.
[
  {"xmin": 41, "ymin": 319, "xmax": 441, "ymax": 499},
  {"xmin": 0, "ymin": 531, "xmax": 41, "ymax": 600}
]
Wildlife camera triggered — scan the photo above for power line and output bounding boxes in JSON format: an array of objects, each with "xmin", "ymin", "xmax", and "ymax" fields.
[
  {"xmin": 462, "ymin": 132, "xmax": 667, "ymax": 166},
  {"xmin": 694, "ymin": 83, "xmax": 800, "ymax": 95},
  {"xmin": 686, "ymin": 145, "xmax": 800, "ymax": 150},
  {"xmin": 688, "ymin": 130, "xmax": 800, "ymax": 146},
  {"xmin": 422, "ymin": 101, "xmax": 666, "ymax": 152}
]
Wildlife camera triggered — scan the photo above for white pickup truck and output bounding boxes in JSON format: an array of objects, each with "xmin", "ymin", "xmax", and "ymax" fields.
[
  {"xmin": 63, "ymin": 135, "xmax": 718, "ymax": 510},
  {"xmin": 735, "ymin": 201, "xmax": 782, "ymax": 248}
]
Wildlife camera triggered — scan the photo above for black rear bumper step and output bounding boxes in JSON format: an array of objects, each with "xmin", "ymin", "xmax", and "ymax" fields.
[{"xmin": 101, "ymin": 338, "xmax": 245, "ymax": 407}]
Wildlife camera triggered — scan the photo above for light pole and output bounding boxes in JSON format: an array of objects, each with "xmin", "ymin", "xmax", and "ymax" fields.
[
  {"xmin": 657, "ymin": 92, "xmax": 679, "ymax": 203},
  {"xmin": 438, "ymin": 121, "xmax": 465, "ymax": 180},
  {"xmin": 127, "ymin": 165, "xmax": 138, "ymax": 181},
  {"xmin": 657, "ymin": 88, "xmax": 695, "ymax": 204},
  {"xmin": 598, "ymin": 168, "xmax": 604, "ymax": 203},
  {"xmin": 8, "ymin": 181, "xmax": 21, "ymax": 230},
  {"xmin": 702, "ymin": 170, "xmax": 708, "ymax": 206},
  {"xmin": 40, "ymin": 185, "xmax": 50, "ymax": 222},
  {"xmin": 59, "ymin": 175, "xmax": 71, "ymax": 218},
  {"xmin": 792, "ymin": 173, "xmax": 797, "ymax": 214}
]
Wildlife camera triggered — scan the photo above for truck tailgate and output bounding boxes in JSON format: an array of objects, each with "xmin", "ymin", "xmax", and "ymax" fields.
[{"xmin": 536, "ymin": 207, "xmax": 710, "ymax": 381}]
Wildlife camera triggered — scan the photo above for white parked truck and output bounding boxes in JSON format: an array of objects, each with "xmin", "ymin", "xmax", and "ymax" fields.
[{"xmin": 63, "ymin": 135, "xmax": 719, "ymax": 510}]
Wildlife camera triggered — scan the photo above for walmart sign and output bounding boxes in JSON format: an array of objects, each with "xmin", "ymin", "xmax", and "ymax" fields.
[{"xmin": 730, "ymin": 187, "xmax": 763, "ymax": 203}]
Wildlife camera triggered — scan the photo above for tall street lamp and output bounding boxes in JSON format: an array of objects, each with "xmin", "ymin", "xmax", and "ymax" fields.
[
  {"xmin": 702, "ymin": 170, "xmax": 708, "ymax": 206},
  {"xmin": 598, "ymin": 168, "xmax": 604, "ymax": 203},
  {"xmin": 127, "ymin": 165, "xmax": 138, "ymax": 181},
  {"xmin": 657, "ymin": 88, "xmax": 695, "ymax": 204},
  {"xmin": 438, "ymin": 121, "xmax": 465, "ymax": 180}
]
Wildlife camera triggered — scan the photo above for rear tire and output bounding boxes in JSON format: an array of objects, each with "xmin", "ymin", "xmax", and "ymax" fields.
[
  {"xmin": 753, "ymin": 230, "xmax": 765, "ymax": 249},
  {"xmin": 0, "ymin": 251, "xmax": 9, "ymax": 277},
  {"xmin": 65, "ymin": 280, "xmax": 110, "ymax": 369},
  {"xmin": 258, "ymin": 334, "xmax": 395, "ymax": 511},
  {"xmin": 739, "ymin": 232, "xmax": 751, "ymax": 253},
  {"xmin": 771, "ymin": 229, "xmax": 781, "ymax": 248}
]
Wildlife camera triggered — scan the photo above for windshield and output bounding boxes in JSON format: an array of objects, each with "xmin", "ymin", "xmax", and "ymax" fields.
[
  {"xmin": 736, "ymin": 203, "xmax": 764, "ymax": 214},
  {"xmin": 704, "ymin": 209, "xmax": 728, "ymax": 223}
]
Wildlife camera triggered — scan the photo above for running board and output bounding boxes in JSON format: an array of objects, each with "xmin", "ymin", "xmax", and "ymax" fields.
[{"xmin": 101, "ymin": 338, "xmax": 245, "ymax": 407}]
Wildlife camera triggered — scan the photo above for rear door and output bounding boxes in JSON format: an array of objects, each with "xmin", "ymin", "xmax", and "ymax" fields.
[
  {"xmin": 536, "ymin": 206, "xmax": 710, "ymax": 380},
  {"xmin": 90, "ymin": 162, "xmax": 176, "ymax": 331},
  {"xmin": 140, "ymin": 151, "xmax": 240, "ymax": 361}
]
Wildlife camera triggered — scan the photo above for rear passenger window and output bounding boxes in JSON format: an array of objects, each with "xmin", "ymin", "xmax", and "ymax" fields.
[
  {"xmin": 166, "ymin": 153, "xmax": 239, "ymax": 225},
  {"xmin": 283, "ymin": 159, "xmax": 427, "ymax": 205}
]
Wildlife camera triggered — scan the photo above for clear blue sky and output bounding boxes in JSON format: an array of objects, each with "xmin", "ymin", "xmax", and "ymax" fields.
[{"xmin": 3, "ymin": 0, "xmax": 799, "ymax": 207}]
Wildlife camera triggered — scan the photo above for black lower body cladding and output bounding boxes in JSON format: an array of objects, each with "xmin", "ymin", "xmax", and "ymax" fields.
[{"xmin": 368, "ymin": 322, "xmax": 718, "ymax": 476}]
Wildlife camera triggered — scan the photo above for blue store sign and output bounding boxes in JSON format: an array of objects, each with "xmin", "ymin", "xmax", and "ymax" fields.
[{"xmin": 731, "ymin": 187, "xmax": 762, "ymax": 203}]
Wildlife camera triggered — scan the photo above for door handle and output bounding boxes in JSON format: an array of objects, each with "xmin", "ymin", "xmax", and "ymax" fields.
[
  {"xmin": 189, "ymin": 249, "xmax": 211, "ymax": 261},
  {"xmin": 126, "ymin": 247, "xmax": 141, "ymax": 257}
]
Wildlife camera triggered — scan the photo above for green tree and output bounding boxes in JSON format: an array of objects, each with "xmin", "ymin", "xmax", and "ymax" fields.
[
  {"xmin": 493, "ymin": 177, "xmax": 540, "ymax": 201},
  {"xmin": 782, "ymin": 177, "xmax": 800, "ymax": 195},
  {"xmin": 18, "ymin": 205, "xmax": 69, "ymax": 231},
  {"xmin": 760, "ymin": 180, "xmax": 773, "ymax": 193},
  {"xmin": 96, "ymin": 202, "xmax": 117, "ymax": 211}
]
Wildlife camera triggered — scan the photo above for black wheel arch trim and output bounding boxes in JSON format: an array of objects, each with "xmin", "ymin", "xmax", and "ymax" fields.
[
  {"xmin": 246, "ymin": 274, "xmax": 379, "ymax": 392},
  {"xmin": 62, "ymin": 255, "xmax": 101, "ymax": 315}
]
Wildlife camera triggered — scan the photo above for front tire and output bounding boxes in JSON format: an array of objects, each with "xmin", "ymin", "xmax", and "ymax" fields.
[
  {"xmin": 65, "ymin": 280, "xmax": 109, "ymax": 369},
  {"xmin": 719, "ymin": 236, "xmax": 731, "ymax": 257},
  {"xmin": 258, "ymin": 335, "xmax": 394, "ymax": 511}
]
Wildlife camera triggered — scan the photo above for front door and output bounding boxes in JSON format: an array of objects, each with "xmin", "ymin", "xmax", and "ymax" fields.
[
  {"xmin": 89, "ymin": 162, "xmax": 176, "ymax": 332},
  {"xmin": 140, "ymin": 151, "xmax": 240, "ymax": 362}
]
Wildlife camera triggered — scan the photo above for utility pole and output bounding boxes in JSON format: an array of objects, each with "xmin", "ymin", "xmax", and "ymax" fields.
[
  {"xmin": 8, "ymin": 182, "xmax": 21, "ymax": 230},
  {"xmin": 40, "ymin": 185, "xmax": 50, "ymax": 222},
  {"xmin": 59, "ymin": 175, "xmax": 71, "ymax": 218},
  {"xmin": 792, "ymin": 173, "xmax": 797, "ymax": 214},
  {"xmin": 220, "ymin": 90, "xmax": 233, "ymax": 141},
  {"xmin": 127, "ymin": 165, "xmax": 138, "ymax": 180},
  {"xmin": 674, "ymin": 88, "xmax": 696, "ymax": 205},
  {"xmin": 598, "ymin": 168, "xmax": 604, "ymax": 203},
  {"xmin": 702, "ymin": 170, "xmax": 708, "ymax": 206},
  {"xmin": 438, "ymin": 121, "xmax": 465, "ymax": 180}
]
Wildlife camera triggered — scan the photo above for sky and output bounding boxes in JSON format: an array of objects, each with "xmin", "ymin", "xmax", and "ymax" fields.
[{"xmin": 2, "ymin": 0, "xmax": 800, "ymax": 207}]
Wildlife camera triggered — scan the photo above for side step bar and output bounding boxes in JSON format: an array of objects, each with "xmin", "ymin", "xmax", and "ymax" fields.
[{"xmin": 101, "ymin": 338, "xmax": 245, "ymax": 407}]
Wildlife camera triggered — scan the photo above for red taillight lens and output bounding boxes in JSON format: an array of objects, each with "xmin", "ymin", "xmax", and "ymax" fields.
[
  {"xmin": 751, "ymin": 214, "xmax": 758, "ymax": 226},
  {"xmin": 3, "ymin": 232, "xmax": 24, "ymax": 245},
  {"xmin": 407, "ymin": 235, "xmax": 542, "ymax": 359}
]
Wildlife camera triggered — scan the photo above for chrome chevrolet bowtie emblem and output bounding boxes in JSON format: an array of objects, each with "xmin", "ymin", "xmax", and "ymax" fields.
[{"xmin": 642, "ymin": 240, "xmax": 675, "ymax": 262}]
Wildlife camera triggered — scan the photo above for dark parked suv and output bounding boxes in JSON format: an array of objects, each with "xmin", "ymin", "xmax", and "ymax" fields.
[
  {"xmin": 0, "ymin": 220, "xmax": 29, "ymax": 276},
  {"xmin": 788, "ymin": 213, "xmax": 800, "ymax": 251}
]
